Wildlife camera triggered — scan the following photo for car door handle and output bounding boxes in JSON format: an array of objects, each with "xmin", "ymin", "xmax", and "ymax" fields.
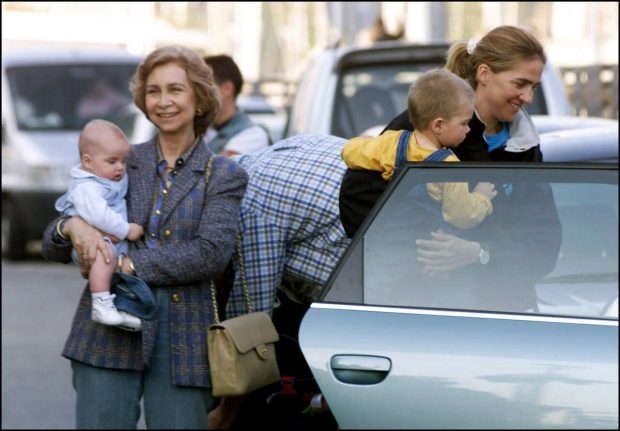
[{"xmin": 330, "ymin": 355, "xmax": 392, "ymax": 385}]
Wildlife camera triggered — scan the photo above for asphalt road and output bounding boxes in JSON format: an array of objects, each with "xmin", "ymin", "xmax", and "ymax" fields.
[{"xmin": 1, "ymin": 257, "xmax": 148, "ymax": 429}]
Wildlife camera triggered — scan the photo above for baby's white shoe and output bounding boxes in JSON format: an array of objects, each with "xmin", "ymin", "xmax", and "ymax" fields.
[
  {"xmin": 92, "ymin": 294, "xmax": 124, "ymax": 326},
  {"xmin": 116, "ymin": 311, "xmax": 142, "ymax": 332}
]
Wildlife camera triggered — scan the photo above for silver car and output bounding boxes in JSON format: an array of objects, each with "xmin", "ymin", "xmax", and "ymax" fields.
[{"xmin": 299, "ymin": 131, "xmax": 618, "ymax": 429}]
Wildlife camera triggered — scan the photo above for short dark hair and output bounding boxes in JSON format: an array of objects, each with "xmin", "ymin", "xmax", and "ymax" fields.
[{"xmin": 204, "ymin": 54, "xmax": 244, "ymax": 98}]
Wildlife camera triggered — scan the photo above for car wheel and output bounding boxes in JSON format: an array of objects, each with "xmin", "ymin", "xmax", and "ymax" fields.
[{"xmin": 2, "ymin": 198, "xmax": 28, "ymax": 260}]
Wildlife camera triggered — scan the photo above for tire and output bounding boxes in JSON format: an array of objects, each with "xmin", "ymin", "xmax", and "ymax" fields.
[{"xmin": 2, "ymin": 198, "xmax": 28, "ymax": 260}]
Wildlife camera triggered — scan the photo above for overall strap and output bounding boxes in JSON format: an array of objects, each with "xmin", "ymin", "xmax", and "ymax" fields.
[
  {"xmin": 424, "ymin": 148, "xmax": 454, "ymax": 162},
  {"xmin": 393, "ymin": 130, "xmax": 412, "ymax": 179}
]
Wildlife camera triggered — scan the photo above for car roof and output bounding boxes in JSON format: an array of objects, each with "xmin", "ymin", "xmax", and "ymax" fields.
[{"xmin": 332, "ymin": 41, "xmax": 451, "ymax": 73}]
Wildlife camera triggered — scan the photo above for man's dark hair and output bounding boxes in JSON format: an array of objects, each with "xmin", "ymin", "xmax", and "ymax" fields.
[{"xmin": 204, "ymin": 54, "xmax": 244, "ymax": 98}]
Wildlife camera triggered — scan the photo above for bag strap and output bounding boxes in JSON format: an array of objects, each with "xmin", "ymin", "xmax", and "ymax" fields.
[
  {"xmin": 235, "ymin": 234, "xmax": 254, "ymax": 313},
  {"xmin": 203, "ymin": 156, "xmax": 222, "ymax": 323},
  {"xmin": 209, "ymin": 235, "xmax": 252, "ymax": 323},
  {"xmin": 205, "ymin": 156, "xmax": 254, "ymax": 323}
]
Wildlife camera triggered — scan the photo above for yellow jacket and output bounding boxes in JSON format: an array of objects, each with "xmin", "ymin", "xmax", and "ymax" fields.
[{"xmin": 342, "ymin": 130, "xmax": 493, "ymax": 229}]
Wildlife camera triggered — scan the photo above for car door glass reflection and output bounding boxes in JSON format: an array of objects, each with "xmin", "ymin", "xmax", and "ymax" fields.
[{"xmin": 358, "ymin": 167, "xmax": 618, "ymax": 320}]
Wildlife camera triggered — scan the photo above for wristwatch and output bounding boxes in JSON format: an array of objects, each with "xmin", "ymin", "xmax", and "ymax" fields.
[{"xmin": 478, "ymin": 243, "xmax": 490, "ymax": 265}]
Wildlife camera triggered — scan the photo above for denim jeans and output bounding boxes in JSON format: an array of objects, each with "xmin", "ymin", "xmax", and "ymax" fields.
[{"xmin": 71, "ymin": 287, "xmax": 214, "ymax": 429}]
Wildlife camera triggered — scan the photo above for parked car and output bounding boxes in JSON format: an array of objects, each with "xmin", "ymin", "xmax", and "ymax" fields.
[
  {"xmin": 539, "ymin": 123, "xmax": 618, "ymax": 163},
  {"xmin": 299, "ymin": 127, "xmax": 618, "ymax": 429},
  {"xmin": 285, "ymin": 41, "xmax": 606, "ymax": 139},
  {"xmin": 237, "ymin": 94, "xmax": 287, "ymax": 143},
  {"xmin": 2, "ymin": 48, "xmax": 142, "ymax": 259}
]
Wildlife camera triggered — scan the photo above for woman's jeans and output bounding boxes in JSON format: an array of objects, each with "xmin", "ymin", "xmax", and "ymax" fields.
[{"xmin": 71, "ymin": 288, "xmax": 214, "ymax": 429}]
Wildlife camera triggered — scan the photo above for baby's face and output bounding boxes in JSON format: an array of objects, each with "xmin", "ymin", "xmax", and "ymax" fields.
[
  {"xmin": 84, "ymin": 137, "xmax": 130, "ymax": 182},
  {"xmin": 440, "ymin": 103, "xmax": 474, "ymax": 148}
]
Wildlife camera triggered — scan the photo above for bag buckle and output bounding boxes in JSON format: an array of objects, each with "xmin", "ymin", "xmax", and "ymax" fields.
[{"xmin": 256, "ymin": 344, "xmax": 268, "ymax": 359}]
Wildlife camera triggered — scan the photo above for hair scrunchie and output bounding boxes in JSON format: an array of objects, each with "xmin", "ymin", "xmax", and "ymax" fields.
[{"xmin": 467, "ymin": 38, "xmax": 478, "ymax": 55}]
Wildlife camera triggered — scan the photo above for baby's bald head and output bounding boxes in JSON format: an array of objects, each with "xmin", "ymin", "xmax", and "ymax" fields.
[{"xmin": 79, "ymin": 119, "xmax": 128, "ymax": 157}]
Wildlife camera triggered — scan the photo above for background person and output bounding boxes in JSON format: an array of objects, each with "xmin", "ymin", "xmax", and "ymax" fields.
[
  {"xmin": 55, "ymin": 119, "xmax": 143, "ymax": 330},
  {"xmin": 41, "ymin": 45, "xmax": 248, "ymax": 429},
  {"xmin": 204, "ymin": 54, "xmax": 271, "ymax": 156},
  {"xmin": 339, "ymin": 25, "xmax": 562, "ymax": 312}
]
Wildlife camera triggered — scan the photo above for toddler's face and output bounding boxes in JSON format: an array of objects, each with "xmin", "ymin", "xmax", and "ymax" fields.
[
  {"xmin": 84, "ymin": 137, "xmax": 130, "ymax": 182},
  {"xmin": 440, "ymin": 103, "xmax": 474, "ymax": 148}
]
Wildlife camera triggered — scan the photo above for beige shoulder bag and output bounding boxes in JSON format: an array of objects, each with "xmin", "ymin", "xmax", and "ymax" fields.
[{"xmin": 205, "ymin": 158, "xmax": 280, "ymax": 397}]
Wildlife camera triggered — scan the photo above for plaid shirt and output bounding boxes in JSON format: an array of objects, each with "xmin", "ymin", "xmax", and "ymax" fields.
[{"xmin": 226, "ymin": 135, "xmax": 351, "ymax": 318}]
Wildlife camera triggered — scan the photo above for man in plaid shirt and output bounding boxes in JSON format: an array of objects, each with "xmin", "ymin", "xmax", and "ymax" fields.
[
  {"xmin": 226, "ymin": 134, "xmax": 351, "ymax": 319},
  {"xmin": 211, "ymin": 134, "xmax": 349, "ymax": 429}
]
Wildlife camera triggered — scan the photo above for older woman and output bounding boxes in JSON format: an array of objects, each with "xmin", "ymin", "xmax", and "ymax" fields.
[{"xmin": 42, "ymin": 46, "xmax": 248, "ymax": 429}]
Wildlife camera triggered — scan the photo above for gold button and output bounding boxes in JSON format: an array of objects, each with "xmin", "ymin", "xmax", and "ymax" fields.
[
  {"xmin": 155, "ymin": 210, "xmax": 161, "ymax": 215},
  {"xmin": 150, "ymin": 233, "xmax": 156, "ymax": 238},
  {"xmin": 171, "ymin": 294, "xmax": 180, "ymax": 302},
  {"xmin": 162, "ymin": 189, "xmax": 168, "ymax": 195},
  {"xmin": 164, "ymin": 230, "xmax": 172, "ymax": 238}
]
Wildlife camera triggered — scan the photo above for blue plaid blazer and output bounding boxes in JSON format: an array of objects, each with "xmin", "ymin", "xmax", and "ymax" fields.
[{"xmin": 42, "ymin": 137, "xmax": 248, "ymax": 388}]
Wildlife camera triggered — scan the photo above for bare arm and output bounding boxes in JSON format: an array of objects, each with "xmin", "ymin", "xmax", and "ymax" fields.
[{"xmin": 41, "ymin": 216, "xmax": 115, "ymax": 279}]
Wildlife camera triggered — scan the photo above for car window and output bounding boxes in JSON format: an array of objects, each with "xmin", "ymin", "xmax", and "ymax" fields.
[
  {"xmin": 325, "ymin": 165, "xmax": 618, "ymax": 320},
  {"xmin": 331, "ymin": 65, "xmax": 550, "ymax": 139},
  {"xmin": 332, "ymin": 64, "xmax": 437, "ymax": 138},
  {"xmin": 6, "ymin": 64, "xmax": 136, "ymax": 131},
  {"xmin": 331, "ymin": 63, "xmax": 438, "ymax": 138}
]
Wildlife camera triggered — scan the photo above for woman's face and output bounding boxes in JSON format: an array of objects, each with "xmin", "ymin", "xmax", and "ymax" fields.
[
  {"xmin": 476, "ymin": 58, "xmax": 544, "ymax": 123},
  {"xmin": 144, "ymin": 62, "xmax": 197, "ymax": 136}
]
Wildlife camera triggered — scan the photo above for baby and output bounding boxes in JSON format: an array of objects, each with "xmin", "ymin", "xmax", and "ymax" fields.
[{"xmin": 55, "ymin": 119, "xmax": 143, "ymax": 330}]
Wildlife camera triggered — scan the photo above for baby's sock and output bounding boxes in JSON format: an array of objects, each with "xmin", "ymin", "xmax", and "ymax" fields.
[{"xmin": 92, "ymin": 291, "xmax": 112, "ymax": 300}]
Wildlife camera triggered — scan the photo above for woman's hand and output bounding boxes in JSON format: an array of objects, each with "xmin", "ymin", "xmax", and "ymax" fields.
[
  {"xmin": 416, "ymin": 229, "xmax": 480, "ymax": 278},
  {"xmin": 64, "ymin": 217, "xmax": 112, "ymax": 278}
]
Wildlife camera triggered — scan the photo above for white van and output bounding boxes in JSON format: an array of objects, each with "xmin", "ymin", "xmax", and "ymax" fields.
[{"xmin": 1, "ymin": 48, "xmax": 146, "ymax": 259}]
